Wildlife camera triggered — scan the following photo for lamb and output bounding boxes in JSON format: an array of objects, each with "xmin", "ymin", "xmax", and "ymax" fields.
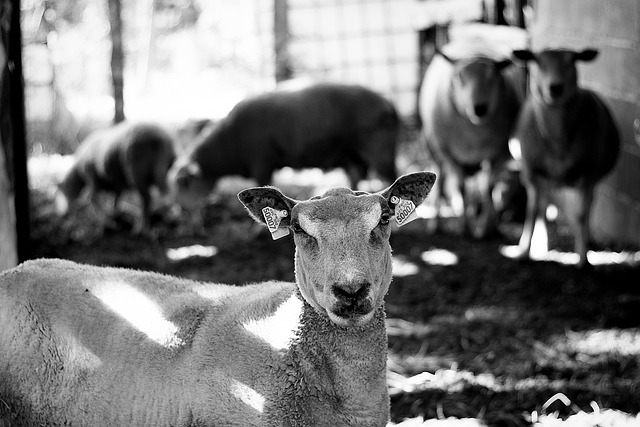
[
  {"xmin": 500, "ymin": 48, "xmax": 620, "ymax": 267},
  {"xmin": 168, "ymin": 82, "xmax": 399, "ymax": 215},
  {"xmin": 0, "ymin": 171, "xmax": 436, "ymax": 426},
  {"xmin": 55, "ymin": 121, "xmax": 177, "ymax": 234},
  {"xmin": 419, "ymin": 47, "xmax": 521, "ymax": 237}
]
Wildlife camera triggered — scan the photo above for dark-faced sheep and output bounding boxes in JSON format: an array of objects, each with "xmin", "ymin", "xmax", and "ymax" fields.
[
  {"xmin": 56, "ymin": 121, "xmax": 176, "ymax": 234},
  {"xmin": 500, "ymin": 48, "xmax": 620, "ymax": 267},
  {"xmin": 419, "ymin": 48, "xmax": 522, "ymax": 237},
  {"xmin": 167, "ymin": 82, "xmax": 399, "ymax": 215},
  {"xmin": 0, "ymin": 171, "xmax": 436, "ymax": 426}
]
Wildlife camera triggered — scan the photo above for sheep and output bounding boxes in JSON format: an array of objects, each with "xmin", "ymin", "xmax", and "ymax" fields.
[
  {"xmin": 419, "ymin": 47, "xmax": 522, "ymax": 238},
  {"xmin": 55, "ymin": 121, "xmax": 177, "ymax": 234},
  {"xmin": 0, "ymin": 171, "xmax": 436, "ymax": 426},
  {"xmin": 500, "ymin": 48, "xmax": 620, "ymax": 267},
  {"xmin": 167, "ymin": 82, "xmax": 399, "ymax": 216}
]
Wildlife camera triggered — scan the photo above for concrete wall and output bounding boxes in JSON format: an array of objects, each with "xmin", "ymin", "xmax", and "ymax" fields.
[{"xmin": 530, "ymin": 0, "xmax": 640, "ymax": 248}]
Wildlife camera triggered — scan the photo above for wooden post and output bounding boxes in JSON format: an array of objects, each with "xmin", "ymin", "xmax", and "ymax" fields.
[
  {"xmin": 2, "ymin": 0, "xmax": 30, "ymax": 264},
  {"xmin": 108, "ymin": 0, "xmax": 125, "ymax": 123},
  {"xmin": 274, "ymin": 0, "xmax": 292, "ymax": 83}
]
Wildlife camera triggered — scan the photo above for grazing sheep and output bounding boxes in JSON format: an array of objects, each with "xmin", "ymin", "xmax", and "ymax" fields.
[
  {"xmin": 419, "ymin": 48, "xmax": 521, "ymax": 237},
  {"xmin": 167, "ymin": 82, "xmax": 399, "ymax": 215},
  {"xmin": 500, "ymin": 48, "xmax": 620, "ymax": 267},
  {"xmin": 56, "ymin": 121, "xmax": 177, "ymax": 234},
  {"xmin": 0, "ymin": 171, "xmax": 436, "ymax": 426}
]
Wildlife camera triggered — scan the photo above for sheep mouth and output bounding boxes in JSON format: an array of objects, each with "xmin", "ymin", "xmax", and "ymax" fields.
[{"xmin": 329, "ymin": 302, "xmax": 374, "ymax": 324}]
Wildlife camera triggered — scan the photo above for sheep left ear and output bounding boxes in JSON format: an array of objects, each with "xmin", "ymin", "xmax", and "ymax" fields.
[
  {"xmin": 496, "ymin": 58, "xmax": 513, "ymax": 71},
  {"xmin": 512, "ymin": 49, "xmax": 536, "ymax": 64},
  {"xmin": 238, "ymin": 187, "xmax": 298, "ymax": 239},
  {"xmin": 379, "ymin": 172, "xmax": 436, "ymax": 227},
  {"xmin": 575, "ymin": 48, "xmax": 599, "ymax": 62}
]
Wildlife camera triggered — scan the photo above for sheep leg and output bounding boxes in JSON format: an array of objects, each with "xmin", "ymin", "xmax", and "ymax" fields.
[
  {"xmin": 565, "ymin": 183, "xmax": 594, "ymax": 268},
  {"xmin": 133, "ymin": 188, "xmax": 152, "ymax": 236},
  {"xmin": 500, "ymin": 179, "xmax": 541, "ymax": 260},
  {"xmin": 446, "ymin": 164, "xmax": 467, "ymax": 235},
  {"xmin": 467, "ymin": 160, "xmax": 497, "ymax": 239}
]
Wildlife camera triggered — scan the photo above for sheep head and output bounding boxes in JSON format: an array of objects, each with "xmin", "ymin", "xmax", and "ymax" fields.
[
  {"xmin": 238, "ymin": 171, "xmax": 436, "ymax": 327},
  {"xmin": 513, "ymin": 48, "xmax": 599, "ymax": 107},
  {"xmin": 438, "ymin": 48, "xmax": 512, "ymax": 125}
]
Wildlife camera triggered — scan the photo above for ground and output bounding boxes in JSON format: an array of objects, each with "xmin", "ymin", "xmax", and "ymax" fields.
[{"xmin": 26, "ymin": 155, "xmax": 640, "ymax": 427}]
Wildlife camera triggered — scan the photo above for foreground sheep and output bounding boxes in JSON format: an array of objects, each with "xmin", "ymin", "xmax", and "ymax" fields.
[
  {"xmin": 56, "ymin": 121, "xmax": 177, "ymax": 234},
  {"xmin": 419, "ymin": 48, "xmax": 521, "ymax": 238},
  {"xmin": 501, "ymin": 48, "xmax": 619, "ymax": 267},
  {"xmin": 0, "ymin": 171, "xmax": 435, "ymax": 426}
]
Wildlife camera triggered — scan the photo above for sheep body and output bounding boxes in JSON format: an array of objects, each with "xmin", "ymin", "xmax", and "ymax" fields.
[
  {"xmin": 56, "ymin": 121, "xmax": 176, "ymax": 233},
  {"xmin": 0, "ymin": 259, "xmax": 386, "ymax": 426},
  {"xmin": 419, "ymin": 50, "xmax": 521, "ymax": 237},
  {"xmin": 503, "ymin": 48, "xmax": 619, "ymax": 266},
  {"xmin": 168, "ymin": 82, "xmax": 399, "ymax": 212},
  {"xmin": 1, "ymin": 172, "xmax": 436, "ymax": 426}
]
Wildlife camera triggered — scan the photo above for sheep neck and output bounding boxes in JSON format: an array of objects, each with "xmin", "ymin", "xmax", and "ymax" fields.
[{"xmin": 269, "ymin": 292, "xmax": 389, "ymax": 426}]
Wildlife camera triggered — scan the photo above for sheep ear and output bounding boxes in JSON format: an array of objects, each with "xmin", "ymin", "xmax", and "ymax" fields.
[
  {"xmin": 379, "ymin": 172, "xmax": 436, "ymax": 227},
  {"xmin": 238, "ymin": 187, "xmax": 297, "ymax": 239},
  {"xmin": 496, "ymin": 58, "xmax": 513, "ymax": 71},
  {"xmin": 512, "ymin": 49, "xmax": 535, "ymax": 64},
  {"xmin": 575, "ymin": 48, "xmax": 598, "ymax": 62}
]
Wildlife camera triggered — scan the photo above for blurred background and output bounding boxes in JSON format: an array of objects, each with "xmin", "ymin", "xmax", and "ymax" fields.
[{"xmin": 2, "ymin": 0, "xmax": 640, "ymax": 425}]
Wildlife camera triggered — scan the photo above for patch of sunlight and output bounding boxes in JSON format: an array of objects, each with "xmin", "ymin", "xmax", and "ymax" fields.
[
  {"xmin": 272, "ymin": 167, "xmax": 350, "ymax": 189},
  {"xmin": 92, "ymin": 281, "xmax": 183, "ymax": 348},
  {"xmin": 421, "ymin": 248, "xmax": 459, "ymax": 266},
  {"xmin": 242, "ymin": 294, "xmax": 302, "ymax": 350},
  {"xmin": 533, "ymin": 250, "xmax": 640, "ymax": 266},
  {"xmin": 393, "ymin": 256, "xmax": 420, "ymax": 277},
  {"xmin": 27, "ymin": 154, "xmax": 74, "ymax": 190},
  {"xmin": 386, "ymin": 318, "xmax": 435, "ymax": 338},
  {"xmin": 389, "ymin": 416, "xmax": 486, "ymax": 426},
  {"xmin": 531, "ymin": 397, "xmax": 640, "ymax": 426},
  {"xmin": 192, "ymin": 283, "xmax": 243, "ymax": 303},
  {"xmin": 562, "ymin": 328, "xmax": 640, "ymax": 356},
  {"xmin": 166, "ymin": 244, "xmax": 218, "ymax": 262},
  {"xmin": 464, "ymin": 306, "xmax": 519, "ymax": 323},
  {"xmin": 230, "ymin": 379, "xmax": 265, "ymax": 413}
]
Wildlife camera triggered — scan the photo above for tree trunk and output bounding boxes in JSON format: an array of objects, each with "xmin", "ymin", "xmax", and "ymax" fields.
[{"xmin": 108, "ymin": 0, "xmax": 125, "ymax": 123}]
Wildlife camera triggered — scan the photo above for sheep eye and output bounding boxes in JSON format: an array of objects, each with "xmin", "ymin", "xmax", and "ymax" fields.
[
  {"xmin": 291, "ymin": 221, "xmax": 306, "ymax": 235},
  {"xmin": 379, "ymin": 212, "xmax": 390, "ymax": 226}
]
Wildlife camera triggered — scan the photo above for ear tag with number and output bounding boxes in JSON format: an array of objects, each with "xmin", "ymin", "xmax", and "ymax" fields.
[
  {"xmin": 391, "ymin": 196, "xmax": 417, "ymax": 227},
  {"xmin": 262, "ymin": 207, "xmax": 290, "ymax": 240}
]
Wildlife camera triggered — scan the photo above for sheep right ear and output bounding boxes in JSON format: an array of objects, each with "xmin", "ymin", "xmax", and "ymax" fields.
[
  {"xmin": 238, "ymin": 187, "xmax": 298, "ymax": 239},
  {"xmin": 379, "ymin": 172, "xmax": 436, "ymax": 227},
  {"xmin": 575, "ymin": 48, "xmax": 598, "ymax": 62},
  {"xmin": 512, "ymin": 49, "xmax": 536, "ymax": 64}
]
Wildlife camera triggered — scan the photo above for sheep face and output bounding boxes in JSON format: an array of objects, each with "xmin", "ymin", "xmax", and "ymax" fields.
[
  {"xmin": 291, "ymin": 190, "xmax": 393, "ymax": 326},
  {"xmin": 441, "ymin": 53, "xmax": 512, "ymax": 125},
  {"xmin": 238, "ymin": 172, "xmax": 436, "ymax": 327},
  {"xmin": 513, "ymin": 48, "xmax": 599, "ymax": 107},
  {"xmin": 167, "ymin": 158, "xmax": 213, "ymax": 211}
]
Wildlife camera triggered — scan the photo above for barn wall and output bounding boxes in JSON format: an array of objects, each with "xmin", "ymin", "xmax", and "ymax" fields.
[{"xmin": 530, "ymin": 0, "xmax": 640, "ymax": 248}]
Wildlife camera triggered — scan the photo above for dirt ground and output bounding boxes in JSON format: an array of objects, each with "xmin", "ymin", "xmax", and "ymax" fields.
[{"xmin": 26, "ymin": 157, "xmax": 640, "ymax": 427}]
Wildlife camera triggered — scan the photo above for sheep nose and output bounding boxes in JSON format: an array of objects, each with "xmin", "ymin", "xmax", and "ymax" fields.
[
  {"xmin": 332, "ymin": 282, "xmax": 370, "ymax": 306},
  {"xmin": 473, "ymin": 104, "xmax": 488, "ymax": 118},
  {"xmin": 550, "ymin": 84, "xmax": 564, "ymax": 99}
]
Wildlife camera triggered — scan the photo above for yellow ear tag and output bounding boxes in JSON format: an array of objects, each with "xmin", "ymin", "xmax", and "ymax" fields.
[
  {"xmin": 391, "ymin": 196, "xmax": 417, "ymax": 227},
  {"xmin": 262, "ymin": 207, "xmax": 290, "ymax": 240}
]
